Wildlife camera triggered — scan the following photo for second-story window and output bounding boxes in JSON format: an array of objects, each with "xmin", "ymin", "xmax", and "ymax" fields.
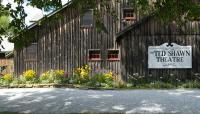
[
  {"xmin": 81, "ymin": 10, "xmax": 93, "ymax": 27},
  {"xmin": 123, "ymin": 8, "xmax": 135, "ymax": 21},
  {"xmin": 122, "ymin": 8, "xmax": 136, "ymax": 27}
]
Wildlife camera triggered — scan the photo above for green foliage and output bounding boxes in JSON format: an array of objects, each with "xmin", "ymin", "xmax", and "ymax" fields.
[
  {"xmin": 20, "ymin": 70, "xmax": 37, "ymax": 84},
  {"xmin": 127, "ymin": 73, "xmax": 147, "ymax": 85},
  {"xmin": 72, "ymin": 65, "xmax": 91, "ymax": 84},
  {"xmin": 89, "ymin": 74, "xmax": 103, "ymax": 87},
  {"xmin": 71, "ymin": 65, "xmax": 116, "ymax": 88},
  {"xmin": 39, "ymin": 70, "xmax": 66, "ymax": 84},
  {"xmin": 10, "ymin": 78, "xmax": 21, "ymax": 85},
  {"xmin": 0, "ymin": 7, "xmax": 10, "ymax": 43},
  {"xmin": 23, "ymin": 70, "xmax": 36, "ymax": 80},
  {"xmin": 89, "ymin": 71, "xmax": 114, "ymax": 88},
  {"xmin": 181, "ymin": 81, "xmax": 200, "ymax": 89},
  {"xmin": 0, "ymin": 16, "xmax": 9, "ymax": 30},
  {"xmin": 0, "ymin": 74, "xmax": 13, "ymax": 85},
  {"xmin": 0, "ymin": 77, "xmax": 4, "ymax": 85},
  {"xmin": 27, "ymin": 0, "xmax": 62, "ymax": 12},
  {"xmin": 3, "ymin": 74, "xmax": 13, "ymax": 83},
  {"xmin": 131, "ymin": 0, "xmax": 200, "ymax": 23},
  {"xmin": 0, "ymin": 0, "xmax": 199, "ymax": 47}
]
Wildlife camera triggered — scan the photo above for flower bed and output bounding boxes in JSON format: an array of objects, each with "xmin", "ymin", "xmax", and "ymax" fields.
[
  {"xmin": 2, "ymin": 65, "xmax": 200, "ymax": 89},
  {"xmin": 0, "ymin": 65, "xmax": 120, "ymax": 89}
]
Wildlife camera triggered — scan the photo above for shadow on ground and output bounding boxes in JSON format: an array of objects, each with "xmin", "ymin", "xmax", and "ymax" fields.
[{"xmin": 0, "ymin": 88, "xmax": 200, "ymax": 113}]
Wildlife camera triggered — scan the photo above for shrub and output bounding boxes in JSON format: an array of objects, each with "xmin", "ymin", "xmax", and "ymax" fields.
[
  {"xmin": 39, "ymin": 70, "xmax": 66, "ymax": 84},
  {"xmin": 23, "ymin": 70, "xmax": 36, "ymax": 81},
  {"xmin": 55, "ymin": 70, "xmax": 65, "ymax": 77},
  {"xmin": 51, "ymin": 70, "xmax": 65, "ymax": 84},
  {"xmin": 73, "ymin": 65, "xmax": 91, "ymax": 84},
  {"xmin": 181, "ymin": 80, "xmax": 200, "ymax": 88},
  {"xmin": 39, "ymin": 71, "xmax": 50, "ymax": 83},
  {"xmin": 87, "ymin": 69, "xmax": 115, "ymax": 88},
  {"xmin": 0, "ymin": 78, "xmax": 3, "ymax": 85},
  {"xmin": 11, "ymin": 78, "xmax": 21, "ymax": 85},
  {"xmin": 3, "ymin": 74, "xmax": 13, "ymax": 83},
  {"xmin": 0, "ymin": 74, "xmax": 14, "ymax": 85},
  {"xmin": 88, "ymin": 73, "xmax": 105, "ymax": 87},
  {"xmin": 21, "ymin": 70, "xmax": 37, "ymax": 84},
  {"xmin": 127, "ymin": 73, "xmax": 146, "ymax": 85}
]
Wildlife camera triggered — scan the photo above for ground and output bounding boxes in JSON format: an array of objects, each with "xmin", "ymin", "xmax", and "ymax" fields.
[{"xmin": 0, "ymin": 88, "xmax": 200, "ymax": 113}]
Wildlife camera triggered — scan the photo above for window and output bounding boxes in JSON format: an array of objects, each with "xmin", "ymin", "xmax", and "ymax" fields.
[
  {"xmin": 123, "ymin": 8, "xmax": 135, "ymax": 21},
  {"xmin": 122, "ymin": 8, "xmax": 136, "ymax": 27},
  {"xmin": 89, "ymin": 49, "xmax": 101, "ymax": 61},
  {"xmin": 107, "ymin": 50, "xmax": 119, "ymax": 61},
  {"xmin": 25, "ymin": 43, "xmax": 37, "ymax": 61},
  {"xmin": 81, "ymin": 10, "xmax": 93, "ymax": 27}
]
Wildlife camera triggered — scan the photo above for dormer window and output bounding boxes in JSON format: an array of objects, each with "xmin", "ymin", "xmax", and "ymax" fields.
[
  {"xmin": 123, "ymin": 8, "xmax": 135, "ymax": 21},
  {"xmin": 81, "ymin": 10, "xmax": 93, "ymax": 27},
  {"xmin": 122, "ymin": 8, "xmax": 136, "ymax": 28}
]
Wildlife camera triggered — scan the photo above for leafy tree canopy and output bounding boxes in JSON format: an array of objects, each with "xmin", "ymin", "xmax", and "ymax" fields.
[{"xmin": 0, "ymin": 0, "xmax": 199, "ymax": 48}]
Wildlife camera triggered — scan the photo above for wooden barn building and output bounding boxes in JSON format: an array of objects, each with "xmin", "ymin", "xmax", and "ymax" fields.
[
  {"xmin": 14, "ymin": 1, "xmax": 200, "ymax": 82},
  {"xmin": 0, "ymin": 51, "xmax": 14, "ymax": 75},
  {"xmin": 117, "ymin": 15, "xmax": 200, "ymax": 81}
]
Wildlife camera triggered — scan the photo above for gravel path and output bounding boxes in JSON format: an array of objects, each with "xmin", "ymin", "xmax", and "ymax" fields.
[{"xmin": 0, "ymin": 88, "xmax": 200, "ymax": 113}]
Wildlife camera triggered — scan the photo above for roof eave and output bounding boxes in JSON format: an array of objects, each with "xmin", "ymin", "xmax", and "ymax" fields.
[
  {"xmin": 27, "ymin": 1, "xmax": 72, "ymax": 30},
  {"xmin": 116, "ymin": 14, "xmax": 155, "ymax": 42}
]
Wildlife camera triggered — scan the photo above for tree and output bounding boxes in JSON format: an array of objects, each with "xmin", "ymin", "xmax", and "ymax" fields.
[
  {"xmin": 0, "ymin": 0, "xmax": 200, "ymax": 47},
  {"xmin": 0, "ymin": 2, "xmax": 10, "ymax": 46}
]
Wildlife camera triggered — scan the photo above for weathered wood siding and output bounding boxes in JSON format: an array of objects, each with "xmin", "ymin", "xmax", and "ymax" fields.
[
  {"xmin": 14, "ymin": 0, "xmax": 138, "ymax": 76},
  {"xmin": 0, "ymin": 58, "xmax": 14, "ymax": 74},
  {"xmin": 118, "ymin": 16, "xmax": 200, "ymax": 81}
]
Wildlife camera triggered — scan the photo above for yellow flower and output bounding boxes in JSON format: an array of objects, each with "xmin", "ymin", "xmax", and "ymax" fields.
[
  {"xmin": 74, "ymin": 65, "xmax": 91, "ymax": 79},
  {"xmin": 40, "ymin": 71, "xmax": 50, "ymax": 80},
  {"xmin": 3, "ymin": 74, "xmax": 13, "ymax": 82},
  {"xmin": 104, "ymin": 71, "xmax": 113, "ymax": 79},
  {"xmin": 55, "ymin": 70, "xmax": 64, "ymax": 77},
  {"xmin": 23, "ymin": 70, "xmax": 36, "ymax": 80}
]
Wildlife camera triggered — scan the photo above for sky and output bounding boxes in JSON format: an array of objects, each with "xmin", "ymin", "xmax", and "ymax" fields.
[{"xmin": 1, "ymin": 0, "xmax": 70, "ymax": 51}]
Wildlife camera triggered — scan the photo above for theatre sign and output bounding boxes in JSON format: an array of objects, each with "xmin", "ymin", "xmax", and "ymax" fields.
[{"xmin": 148, "ymin": 43, "xmax": 192, "ymax": 69}]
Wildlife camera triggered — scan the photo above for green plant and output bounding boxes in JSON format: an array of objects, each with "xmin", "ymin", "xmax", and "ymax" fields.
[
  {"xmin": 23, "ymin": 70, "xmax": 36, "ymax": 81},
  {"xmin": 73, "ymin": 65, "xmax": 91, "ymax": 84},
  {"xmin": 87, "ymin": 70, "xmax": 115, "ymax": 88},
  {"xmin": 39, "ymin": 71, "xmax": 50, "ymax": 83},
  {"xmin": 127, "ymin": 73, "xmax": 146, "ymax": 85},
  {"xmin": 0, "ymin": 78, "xmax": 3, "ymax": 85},
  {"xmin": 39, "ymin": 70, "xmax": 65, "ymax": 84},
  {"xmin": 21, "ymin": 70, "xmax": 37, "ymax": 84},
  {"xmin": 113, "ymin": 81, "xmax": 127, "ymax": 88},
  {"xmin": 181, "ymin": 80, "xmax": 200, "ymax": 89},
  {"xmin": 3, "ymin": 74, "xmax": 13, "ymax": 84},
  {"xmin": 10, "ymin": 78, "xmax": 21, "ymax": 85},
  {"xmin": 87, "ymin": 73, "xmax": 105, "ymax": 87}
]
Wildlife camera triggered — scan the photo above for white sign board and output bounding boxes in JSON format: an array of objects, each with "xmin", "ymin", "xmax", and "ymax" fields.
[{"xmin": 148, "ymin": 43, "xmax": 192, "ymax": 69}]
